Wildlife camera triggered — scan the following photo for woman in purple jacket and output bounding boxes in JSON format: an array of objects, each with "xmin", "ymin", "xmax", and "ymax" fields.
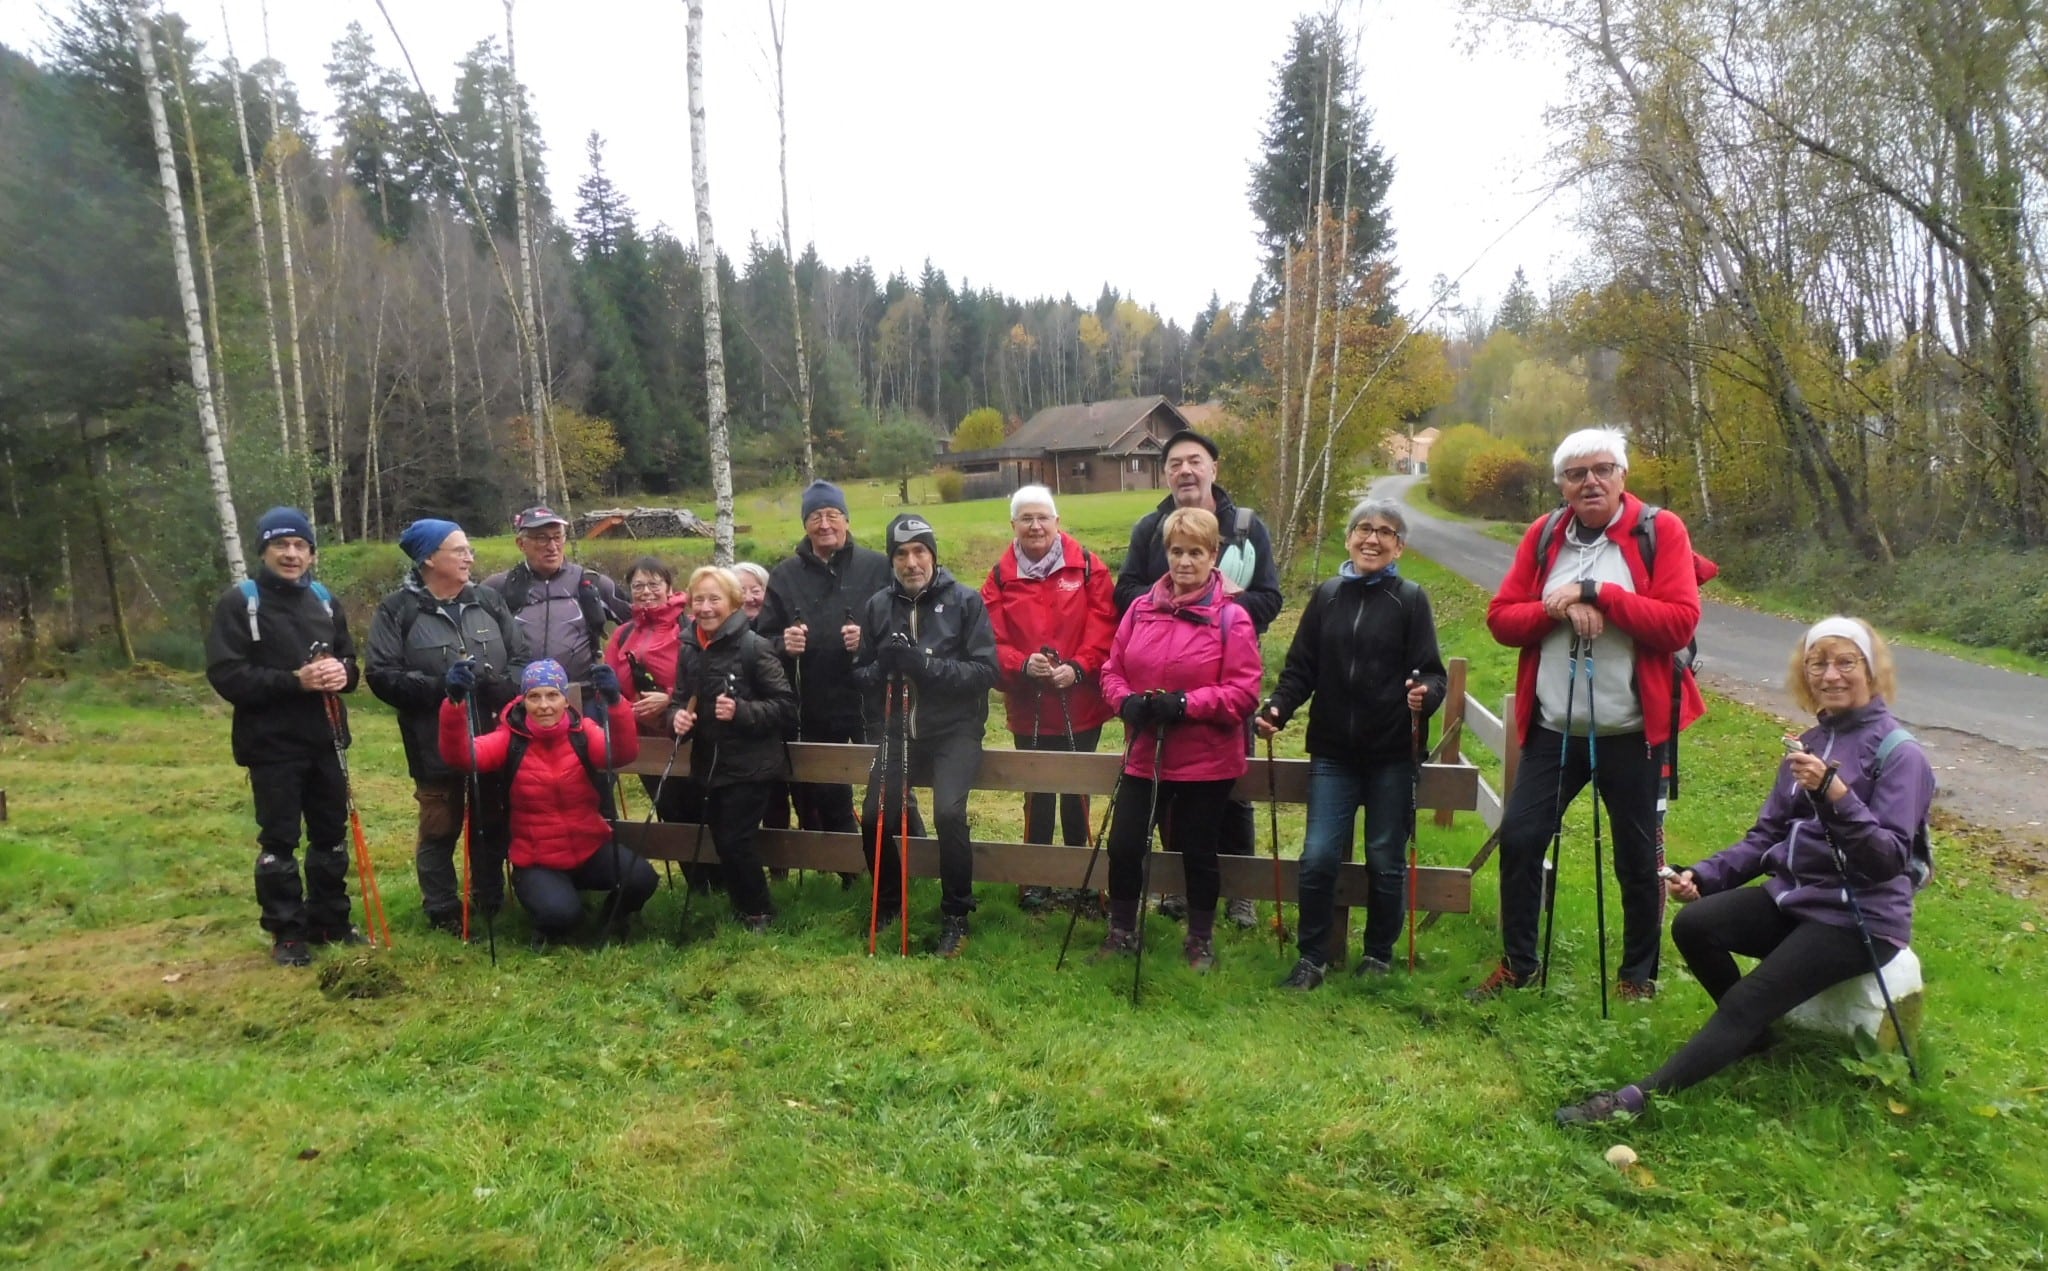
[
  {"xmin": 1556, "ymin": 616, "xmax": 1935, "ymax": 1125},
  {"xmin": 1093, "ymin": 507, "xmax": 1264, "ymax": 972}
]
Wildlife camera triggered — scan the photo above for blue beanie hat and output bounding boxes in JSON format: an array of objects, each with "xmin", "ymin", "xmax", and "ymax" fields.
[
  {"xmin": 257, "ymin": 506, "xmax": 316, "ymax": 551},
  {"xmin": 399, "ymin": 518, "xmax": 462, "ymax": 565},
  {"xmin": 800, "ymin": 480, "xmax": 849, "ymax": 523},
  {"xmin": 521, "ymin": 659, "xmax": 569, "ymax": 694}
]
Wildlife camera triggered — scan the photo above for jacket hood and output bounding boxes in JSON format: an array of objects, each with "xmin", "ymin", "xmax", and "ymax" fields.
[
  {"xmin": 502, "ymin": 699, "xmax": 578, "ymax": 742},
  {"xmin": 795, "ymin": 531, "xmax": 867, "ymax": 566},
  {"xmin": 634, "ymin": 590, "xmax": 689, "ymax": 622},
  {"xmin": 694, "ymin": 610, "xmax": 754, "ymax": 645},
  {"xmin": 1150, "ymin": 481, "xmax": 1241, "ymax": 523},
  {"xmin": 1145, "ymin": 571, "xmax": 1227, "ymax": 614},
  {"xmin": 995, "ymin": 531, "xmax": 1084, "ymax": 581}
]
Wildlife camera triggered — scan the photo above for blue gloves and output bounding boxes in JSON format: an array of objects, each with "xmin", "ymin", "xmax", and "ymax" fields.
[
  {"xmin": 590, "ymin": 663, "xmax": 622, "ymax": 706},
  {"xmin": 444, "ymin": 658, "xmax": 477, "ymax": 703}
]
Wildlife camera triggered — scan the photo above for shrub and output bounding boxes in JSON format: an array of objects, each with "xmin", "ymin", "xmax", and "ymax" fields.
[
  {"xmin": 933, "ymin": 470, "xmax": 965, "ymax": 503},
  {"xmin": 1428, "ymin": 423, "xmax": 1493, "ymax": 510},
  {"xmin": 1463, "ymin": 445, "xmax": 1543, "ymax": 520}
]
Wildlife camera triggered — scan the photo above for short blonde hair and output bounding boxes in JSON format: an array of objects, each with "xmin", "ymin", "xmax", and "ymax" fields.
[
  {"xmin": 1787, "ymin": 616, "xmax": 1898, "ymax": 712},
  {"xmin": 1160, "ymin": 506, "xmax": 1220, "ymax": 556},
  {"xmin": 685, "ymin": 565, "xmax": 744, "ymax": 609}
]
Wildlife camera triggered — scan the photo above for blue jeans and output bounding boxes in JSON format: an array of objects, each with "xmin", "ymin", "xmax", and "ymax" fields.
[{"xmin": 1296, "ymin": 756, "xmax": 1414, "ymax": 965}]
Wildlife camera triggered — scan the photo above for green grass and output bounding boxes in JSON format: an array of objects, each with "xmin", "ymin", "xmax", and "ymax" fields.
[{"xmin": 4, "ymin": 508, "xmax": 2047, "ymax": 1267}]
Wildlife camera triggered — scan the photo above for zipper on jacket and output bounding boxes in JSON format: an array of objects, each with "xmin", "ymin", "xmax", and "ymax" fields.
[{"xmin": 1344, "ymin": 589, "xmax": 1366, "ymax": 742}]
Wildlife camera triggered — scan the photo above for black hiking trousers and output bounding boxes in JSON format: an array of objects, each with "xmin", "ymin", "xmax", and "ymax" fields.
[{"xmin": 248, "ymin": 753, "xmax": 351, "ymax": 941}]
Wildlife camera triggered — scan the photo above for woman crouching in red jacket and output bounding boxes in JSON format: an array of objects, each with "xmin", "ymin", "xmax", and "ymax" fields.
[
  {"xmin": 1095, "ymin": 507, "xmax": 1264, "ymax": 973},
  {"xmin": 439, "ymin": 657, "xmax": 656, "ymax": 950}
]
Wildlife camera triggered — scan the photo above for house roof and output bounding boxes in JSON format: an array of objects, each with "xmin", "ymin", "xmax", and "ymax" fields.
[{"xmin": 1006, "ymin": 396, "xmax": 1190, "ymax": 456}]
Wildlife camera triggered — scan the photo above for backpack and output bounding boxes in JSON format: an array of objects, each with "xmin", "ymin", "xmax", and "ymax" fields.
[
  {"xmin": 237, "ymin": 578, "xmax": 333, "ymax": 643},
  {"xmin": 503, "ymin": 714, "xmax": 618, "ymax": 820},
  {"xmin": 1535, "ymin": 501, "xmax": 1718, "ymax": 796},
  {"xmin": 1871, "ymin": 727, "xmax": 1937, "ymax": 891},
  {"xmin": 490, "ymin": 562, "xmax": 612, "ymax": 642}
]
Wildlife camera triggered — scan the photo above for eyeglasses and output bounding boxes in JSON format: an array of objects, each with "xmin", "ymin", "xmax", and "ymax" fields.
[
  {"xmin": 1561, "ymin": 462, "xmax": 1622, "ymax": 483},
  {"xmin": 437, "ymin": 546, "xmax": 477, "ymax": 559},
  {"xmin": 629, "ymin": 581, "xmax": 668, "ymax": 595},
  {"xmin": 1351, "ymin": 524, "xmax": 1402, "ymax": 541},
  {"xmin": 1803, "ymin": 656, "xmax": 1864, "ymax": 676},
  {"xmin": 804, "ymin": 509, "xmax": 847, "ymax": 527},
  {"xmin": 522, "ymin": 532, "xmax": 566, "ymax": 545}
]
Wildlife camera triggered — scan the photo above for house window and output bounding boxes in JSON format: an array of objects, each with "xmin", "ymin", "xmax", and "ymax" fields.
[
  {"xmin": 1071, "ymin": 461, "xmax": 1089, "ymax": 476},
  {"xmin": 1130, "ymin": 458, "xmax": 1140, "ymax": 471}
]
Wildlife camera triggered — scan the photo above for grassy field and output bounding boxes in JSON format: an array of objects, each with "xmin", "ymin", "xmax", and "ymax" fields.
[{"xmin": 4, "ymin": 493, "xmax": 2047, "ymax": 1268}]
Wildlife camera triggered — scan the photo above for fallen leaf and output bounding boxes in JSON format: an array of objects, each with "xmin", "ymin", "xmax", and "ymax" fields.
[
  {"xmin": 1629, "ymin": 1165, "xmax": 1658, "ymax": 1188},
  {"xmin": 1887, "ymin": 1099, "xmax": 1909, "ymax": 1116},
  {"xmin": 1973, "ymin": 1105, "xmax": 2001, "ymax": 1118},
  {"xmin": 473, "ymin": 1187, "xmax": 496, "ymax": 1200},
  {"xmin": 296, "ymin": 1148, "xmax": 320, "ymax": 1161},
  {"xmin": 2023, "ymin": 922, "xmax": 2038, "ymax": 934},
  {"xmin": 161, "ymin": 973, "xmax": 184, "ymax": 984}
]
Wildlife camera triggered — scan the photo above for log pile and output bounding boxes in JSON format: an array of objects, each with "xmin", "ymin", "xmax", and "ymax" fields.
[{"xmin": 575, "ymin": 506, "xmax": 715, "ymax": 540}]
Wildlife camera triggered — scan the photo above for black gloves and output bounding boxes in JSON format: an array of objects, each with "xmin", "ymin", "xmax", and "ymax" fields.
[
  {"xmin": 1119, "ymin": 693, "xmax": 1152, "ymax": 726},
  {"xmin": 590, "ymin": 663, "xmax": 622, "ymax": 706},
  {"xmin": 1154, "ymin": 691, "xmax": 1188, "ymax": 723},
  {"xmin": 1120, "ymin": 690, "xmax": 1188, "ymax": 727},
  {"xmin": 444, "ymin": 658, "xmax": 477, "ymax": 703},
  {"xmin": 877, "ymin": 634, "xmax": 922, "ymax": 679}
]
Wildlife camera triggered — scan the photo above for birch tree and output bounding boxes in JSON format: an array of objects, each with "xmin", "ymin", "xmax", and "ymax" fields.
[
  {"xmin": 131, "ymin": 0, "xmax": 244, "ymax": 581},
  {"xmin": 502, "ymin": 0, "xmax": 554, "ymax": 506},
  {"xmin": 768, "ymin": 0, "xmax": 816, "ymax": 483},
  {"xmin": 163, "ymin": 22, "xmax": 231, "ymax": 441},
  {"xmin": 686, "ymin": 0, "xmax": 736, "ymax": 563},
  {"xmin": 221, "ymin": 15, "xmax": 296, "ymax": 493},
  {"xmin": 263, "ymin": 3, "xmax": 313, "ymax": 497}
]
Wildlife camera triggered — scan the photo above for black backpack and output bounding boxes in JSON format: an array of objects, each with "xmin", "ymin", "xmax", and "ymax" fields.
[
  {"xmin": 503, "ymin": 713, "xmax": 617, "ymax": 819},
  {"xmin": 1872, "ymin": 727, "xmax": 1937, "ymax": 891},
  {"xmin": 490, "ymin": 562, "xmax": 612, "ymax": 641}
]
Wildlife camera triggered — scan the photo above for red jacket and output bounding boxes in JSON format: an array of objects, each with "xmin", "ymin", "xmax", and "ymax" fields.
[
  {"xmin": 604, "ymin": 592, "xmax": 687, "ymax": 737},
  {"xmin": 1486, "ymin": 492, "xmax": 1706, "ymax": 749},
  {"xmin": 438, "ymin": 697, "xmax": 640, "ymax": 871},
  {"xmin": 980, "ymin": 531, "xmax": 1116, "ymax": 735},
  {"xmin": 1100, "ymin": 575, "xmax": 1262, "ymax": 783}
]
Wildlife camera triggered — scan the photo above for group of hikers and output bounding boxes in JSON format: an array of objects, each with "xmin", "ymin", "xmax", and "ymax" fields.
[{"xmin": 204, "ymin": 426, "xmax": 1936, "ymax": 1125}]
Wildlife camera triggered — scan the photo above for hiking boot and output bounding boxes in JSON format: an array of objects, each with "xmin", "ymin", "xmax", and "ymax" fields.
[
  {"xmin": 528, "ymin": 931, "xmax": 555, "ymax": 955},
  {"xmin": 1183, "ymin": 935, "xmax": 1217, "ymax": 973},
  {"xmin": 1279, "ymin": 957, "xmax": 1326, "ymax": 990},
  {"xmin": 1225, "ymin": 897, "xmax": 1259, "ymax": 929},
  {"xmin": 1090, "ymin": 928, "xmax": 1139, "ymax": 962},
  {"xmin": 1053, "ymin": 887, "xmax": 1104, "ymax": 916},
  {"xmin": 1018, "ymin": 885, "xmax": 1054, "ymax": 913},
  {"xmin": 425, "ymin": 910, "xmax": 464, "ymax": 937},
  {"xmin": 839, "ymin": 872, "xmax": 859, "ymax": 890},
  {"xmin": 308, "ymin": 926, "xmax": 366, "ymax": 947},
  {"xmin": 741, "ymin": 913, "xmax": 773, "ymax": 935},
  {"xmin": 1554, "ymin": 1086, "xmax": 1644, "ymax": 1128},
  {"xmin": 935, "ymin": 916, "xmax": 970, "ymax": 959},
  {"xmin": 1156, "ymin": 893, "xmax": 1188, "ymax": 920},
  {"xmin": 1464, "ymin": 959, "xmax": 1536, "ymax": 1001},
  {"xmin": 1353, "ymin": 955, "xmax": 1393, "ymax": 978},
  {"xmin": 1617, "ymin": 978, "xmax": 1657, "ymax": 1002},
  {"xmin": 270, "ymin": 939, "xmax": 312, "ymax": 968}
]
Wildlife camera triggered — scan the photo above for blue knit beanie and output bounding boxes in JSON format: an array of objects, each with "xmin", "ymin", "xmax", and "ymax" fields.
[
  {"xmin": 256, "ymin": 506, "xmax": 316, "ymax": 550},
  {"xmin": 399, "ymin": 518, "xmax": 461, "ymax": 565},
  {"xmin": 800, "ymin": 480, "xmax": 849, "ymax": 523}
]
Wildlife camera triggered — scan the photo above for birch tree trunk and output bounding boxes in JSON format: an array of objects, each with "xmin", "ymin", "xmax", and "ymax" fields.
[
  {"xmin": 359, "ymin": 282, "xmax": 387, "ymax": 541},
  {"xmin": 262, "ymin": 4, "xmax": 312, "ymax": 493},
  {"xmin": 221, "ymin": 18, "xmax": 294, "ymax": 490},
  {"xmin": 503, "ymin": 0, "xmax": 553, "ymax": 505},
  {"xmin": 82, "ymin": 419, "xmax": 135, "ymax": 665},
  {"xmin": 769, "ymin": 0, "xmax": 816, "ymax": 483},
  {"xmin": 686, "ymin": 0, "xmax": 736, "ymax": 564},
  {"xmin": 436, "ymin": 214, "xmax": 462, "ymax": 473},
  {"xmin": 1308, "ymin": 98, "xmax": 1361, "ymax": 578},
  {"xmin": 132, "ymin": 0, "xmax": 244, "ymax": 581},
  {"xmin": 165, "ymin": 28, "xmax": 232, "ymax": 443}
]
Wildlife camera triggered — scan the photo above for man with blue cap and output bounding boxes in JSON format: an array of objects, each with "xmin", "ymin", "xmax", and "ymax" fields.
[
  {"xmin": 204, "ymin": 507, "xmax": 361, "ymax": 967},
  {"xmin": 367, "ymin": 516, "xmax": 528, "ymax": 935}
]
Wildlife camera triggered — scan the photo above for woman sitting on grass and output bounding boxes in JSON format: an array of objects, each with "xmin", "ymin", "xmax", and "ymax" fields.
[
  {"xmin": 439, "ymin": 657, "xmax": 657, "ymax": 950},
  {"xmin": 1556, "ymin": 616, "xmax": 1934, "ymax": 1125},
  {"xmin": 1094, "ymin": 506, "xmax": 1263, "ymax": 973}
]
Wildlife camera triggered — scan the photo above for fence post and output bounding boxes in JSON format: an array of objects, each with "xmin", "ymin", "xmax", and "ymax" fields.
[{"xmin": 1433, "ymin": 657, "xmax": 1468, "ymax": 827}]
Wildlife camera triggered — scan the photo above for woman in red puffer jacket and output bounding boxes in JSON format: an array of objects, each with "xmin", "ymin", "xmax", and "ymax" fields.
[{"xmin": 440, "ymin": 657, "xmax": 657, "ymax": 948}]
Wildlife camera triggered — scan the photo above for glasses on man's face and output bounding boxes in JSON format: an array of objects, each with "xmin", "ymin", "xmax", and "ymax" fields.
[
  {"xmin": 1352, "ymin": 524, "xmax": 1402, "ymax": 541},
  {"xmin": 1804, "ymin": 656, "xmax": 1863, "ymax": 677},
  {"xmin": 525, "ymin": 532, "xmax": 566, "ymax": 546},
  {"xmin": 1561, "ymin": 462, "xmax": 1622, "ymax": 484},
  {"xmin": 805, "ymin": 510, "xmax": 847, "ymax": 529}
]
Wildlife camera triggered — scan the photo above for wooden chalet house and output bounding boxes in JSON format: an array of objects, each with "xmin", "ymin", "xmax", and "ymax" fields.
[{"xmin": 938, "ymin": 395, "xmax": 1192, "ymax": 499}]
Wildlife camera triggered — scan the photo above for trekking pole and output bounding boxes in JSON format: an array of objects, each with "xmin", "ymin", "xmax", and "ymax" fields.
[
  {"xmin": 868, "ymin": 670, "xmax": 896, "ymax": 956},
  {"xmin": 896, "ymin": 675, "xmax": 911, "ymax": 957},
  {"xmin": 645, "ymin": 732, "xmax": 685, "ymax": 894},
  {"xmin": 593, "ymin": 673, "xmax": 628, "ymax": 948},
  {"xmin": 1408, "ymin": 670, "xmax": 1422, "ymax": 972},
  {"xmin": 1800, "ymin": 753, "xmax": 1921, "ymax": 1082},
  {"xmin": 1586, "ymin": 647, "xmax": 1610, "ymax": 1020},
  {"xmin": 459, "ymin": 669, "xmax": 497, "ymax": 968},
  {"xmin": 1131, "ymin": 712, "xmax": 1168, "ymax": 1007},
  {"xmin": 1539, "ymin": 636, "xmax": 1582, "ymax": 989},
  {"xmin": 1056, "ymin": 732, "xmax": 1135, "ymax": 971},
  {"xmin": 323, "ymin": 689, "xmax": 392, "ymax": 948},
  {"xmin": 1263, "ymin": 724, "xmax": 1288, "ymax": 953},
  {"xmin": 675, "ymin": 688, "xmax": 718, "ymax": 943}
]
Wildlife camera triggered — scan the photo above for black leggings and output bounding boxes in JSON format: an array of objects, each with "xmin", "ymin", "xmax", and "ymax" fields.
[
  {"xmin": 1105, "ymin": 777, "xmax": 1235, "ymax": 915},
  {"xmin": 1645, "ymin": 886, "xmax": 1898, "ymax": 1094}
]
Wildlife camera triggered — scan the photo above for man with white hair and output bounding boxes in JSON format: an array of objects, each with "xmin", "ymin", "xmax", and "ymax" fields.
[
  {"xmin": 981, "ymin": 485, "xmax": 1117, "ymax": 911},
  {"xmin": 1471, "ymin": 428, "xmax": 1707, "ymax": 1002}
]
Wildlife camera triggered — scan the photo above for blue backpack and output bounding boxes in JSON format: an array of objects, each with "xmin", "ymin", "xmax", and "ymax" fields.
[{"xmin": 236, "ymin": 578, "xmax": 333, "ymax": 643}]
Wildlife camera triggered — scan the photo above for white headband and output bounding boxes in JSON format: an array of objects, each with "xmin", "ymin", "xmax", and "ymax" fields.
[{"xmin": 1804, "ymin": 616, "xmax": 1873, "ymax": 666}]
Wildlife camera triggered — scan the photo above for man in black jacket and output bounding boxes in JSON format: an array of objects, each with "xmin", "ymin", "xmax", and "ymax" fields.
[
  {"xmin": 1115, "ymin": 428, "xmax": 1285, "ymax": 927},
  {"xmin": 204, "ymin": 507, "xmax": 361, "ymax": 967},
  {"xmin": 1258, "ymin": 498, "xmax": 1447, "ymax": 986},
  {"xmin": 755, "ymin": 480, "xmax": 901, "ymax": 848},
  {"xmin": 854, "ymin": 513, "xmax": 1000, "ymax": 957},
  {"xmin": 366, "ymin": 518, "xmax": 528, "ymax": 935}
]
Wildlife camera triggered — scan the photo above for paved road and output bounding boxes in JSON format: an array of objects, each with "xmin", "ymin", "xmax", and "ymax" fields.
[{"xmin": 1373, "ymin": 474, "xmax": 2048, "ymax": 853}]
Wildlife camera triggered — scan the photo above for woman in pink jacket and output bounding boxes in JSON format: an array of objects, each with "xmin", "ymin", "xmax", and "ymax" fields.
[{"xmin": 1094, "ymin": 507, "xmax": 1264, "ymax": 971}]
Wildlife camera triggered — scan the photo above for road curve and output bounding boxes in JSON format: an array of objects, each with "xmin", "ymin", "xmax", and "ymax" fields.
[{"xmin": 1373, "ymin": 473, "xmax": 2048, "ymax": 852}]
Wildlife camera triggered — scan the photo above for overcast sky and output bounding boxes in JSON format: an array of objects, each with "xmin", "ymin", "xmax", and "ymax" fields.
[{"xmin": 1, "ymin": 0, "xmax": 1581, "ymax": 329}]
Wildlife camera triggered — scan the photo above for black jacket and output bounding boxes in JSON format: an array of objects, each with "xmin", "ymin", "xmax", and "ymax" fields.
[
  {"xmin": 1114, "ymin": 482, "xmax": 1285, "ymax": 635},
  {"xmin": 854, "ymin": 566, "xmax": 999, "ymax": 742},
  {"xmin": 1267, "ymin": 570, "xmax": 1449, "ymax": 766},
  {"xmin": 671, "ymin": 612, "xmax": 799, "ymax": 788},
  {"xmin": 204, "ymin": 568, "xmax": 360, "ymax": 767},
  {"xmin": 756, "ymin": 534, "xmax": 897, "ymax": 733},
  {"xmin": 366, "ymin": 575, "xmax": 528, "ymax": 781}
]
